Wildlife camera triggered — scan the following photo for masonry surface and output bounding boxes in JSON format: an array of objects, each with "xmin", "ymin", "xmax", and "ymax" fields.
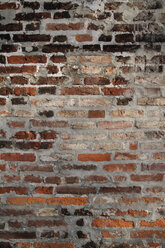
[{"xmin": 0, "ymin": 0, "xmax": 165, "ymax": 247}]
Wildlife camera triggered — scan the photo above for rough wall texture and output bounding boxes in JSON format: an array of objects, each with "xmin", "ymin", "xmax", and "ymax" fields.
[{"xmin": 0, "ymin": 0, "xmax": 165, "ymax": 247}]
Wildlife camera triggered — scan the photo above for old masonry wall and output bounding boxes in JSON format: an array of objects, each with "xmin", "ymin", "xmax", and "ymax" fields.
[{"xmin": 0, "ymin": 0, "xmax": 165, "ymax": 247}]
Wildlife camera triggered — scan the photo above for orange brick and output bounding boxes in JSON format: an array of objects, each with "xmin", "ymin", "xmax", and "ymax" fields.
[
  {"xmin": 76, "ymin": 34, "xmax": 92, "ymax": 42},
  {"xmin": 78, "ymin": 153, "xmax": 111, "ymax": 162},
  {"xmin": 93, "ymin": 218, "xmax": 134, "ymax": 227},
  {"xmin": 48, "ymin": 197, "xmax": 88, "ymax": 206}
]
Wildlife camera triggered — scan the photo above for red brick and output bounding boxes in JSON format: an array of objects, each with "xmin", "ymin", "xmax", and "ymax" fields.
[
  {"xmin": 141, "ymin": 219, "xmax": 165, "ymax": 227},
  {"xmin": 61, "ymin": 87, "xmax": 100, "ymax": 95},
  {"xmin": 78, "ymin": 153, "xmax": 111, "ymax": 162},
  {"xmin": 0, "ymin": 153, "xmax": 35, "ymax": 162},
  {"xmin": 130, "ymin": 174, "xmax": 163, "ymax": 182},
  {"xmin": 57, "ymin": 186, "xmax": 96, "ymax": 194},
  {"xmin": 40, "ymin": 131, "xmax": 56, "ymax": 139},
  {"xmin": 103, "ymin": 163, "xmax": 136, "ymax": 172},
  {"xmin": 46, "ymin": 23, "xmax": 84, "ymax": 30},
  {"xmin": 8, "ymin": 55, "xmax": 47, "ymax": 64},
  {"xmin": 48, "ymin": 197, "xmax": 88, "ymax": 205},
  {"xmin": 76, "ymin": 34, "xmax": 93, "ymax": 42},
  {"xmin": 0, "ymin": 2, "xmax": 20, "ymax": 9},
  {"xmin": 50, "ymin": 55, "xmax": 66, "ymax": 63},
  {"xmin": 8, "ymin": 121, "xmax": 25, "ymax": 128},
  {"xmin": 0, "ymin": 164, "xmax": 6, "ymax": 171},
  {"xmin": 102, "ymin": 87, "xmax": 134, "ymax": 96},
  {"xmin": 11, "ymin": 76, "xmax": 28, "ymax": 85},
  {"xmin": 6, "ymin": 197, "xmax": 46, "ymax": 205},
  {"xmin": 0, "ymin": 187, "xmax": 28, "ymax": 194},
  {"xmin": 35, "ymin": 187, "xmax": 53, "ymax": 194},
  {"xmin": 13, "ymin": 131, "xmax": 36, "ymax": 140},
  {"xmin": 120, "ymin": 197, "xmax": 162, "ymax": 205},
  {"xmin": 0, "ymin": 66, "xmax": 36, "ymax": 74},
  {"xmin": 131, "ymin": 230, "xmax": 165, "ymax": 239},
  {"xmin": 14, "ymin": 87, "xmax": 36, "ymax": 96},
  {"xmin": 24, "ymin": 175, "xmax": 42, "ymax": 183}
]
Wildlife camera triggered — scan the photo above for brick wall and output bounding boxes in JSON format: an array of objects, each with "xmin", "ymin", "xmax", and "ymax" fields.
[{"xmin": 0, "ymin": 0, "xmax": 165, "ymax": 247}]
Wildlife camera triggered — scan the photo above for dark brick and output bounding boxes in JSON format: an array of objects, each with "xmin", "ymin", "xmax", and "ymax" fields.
[
  {"xmin": 0, "ymin": 23, "xmax": 22, "ymax": 31},
  {"xmin": 0, "ymin": 209, "xmax": 33, "ymax": 216},
  {"xmin": 44, "ymin": 2, "xmax": 78, "ymax": 10},
  {"xmin": 61, "ymin": 164, "xmax": 96, "ymax": 170},
  {"xmin": 13, "ymin": 34, "xmax": 50, "ymax": 42},
  {"xmin": 39, "ymin": 110, "xmax": 54, "ymax": 118},
  {"xmin": 136, "ymin": 34, "xmax": 165, "ymax": 42},
  {"xmin": 61, "ymin": 208, "xmax": 71, "ymax": 216},
  {"xmin": 117, "ymin": 98, "xmax": 132, "ymax": 106},
  {"xmin": 114, "ymin": 13, "xmax": 123, "ymax": 21},
  {"xmin": 99, "ymin": 34, "xmax": 112, "ymax": 42},
  {"xmin": 0, "ymin": 34, "xmax": 10, "ymax": 40},
  {"xmin": 41, "ymin": 231, "xmax": 54, "ymax": 238},
  {"xmin": 113, "ymin": 76, "xmax": 128, "ymax": 85},
  {"xmin": 57, "ymin": 186, "xmax": 96, "ymax": 194},
  {"xmin": 84, "ymin": 77, "xmax": 110, "ymax": 85},
  {"xmin": 15, "ymin": 12, "xmax": 50, "ymax": 21},
  {"xmin": 0, "ymin": 55, "xmax": 5, "ymax": 64},
  {"xmin": 103, "ymin": 45, "xmax": 140, "ymax": 53},
  {"xmin": 116, "ymin": 34, "xmax": 134, "ymax": 43},
  {"xmin": 83, "ymin": 45, "xmax": 101, "ymax": 51},
  {"xmin": 54, "ymin": 11, "xmax": 70, "ymax": 19},
  {"xmin": 38, "ymin": 87, "xmax": 56, "ymax": 94},
  {"xmin": 16, "ymin": 142, "xmax": 53, "ymax": 150},
  {"xmin": 74, "ymin": 208, "xmax": 92, "ymax": 216},
  {"xmin": 0, "ymin": 45, "xmax": 18, "ymax": 53},
  {"xmin": 0, "ymin": 231, "xmax": 36, "ymax": 239},
  {"xmin": 42, "ymin": 44, "xmax": 76, "ymax": 53},
  {"xmin": 88, "ymin": 23, "xmax": 104, "ymax": 30},
  {"xmin": 0, "ymin": 242, "xmax": 12, "ymax": 248},
  {"xmin": 0, "ymin": 141, "xmax": 12, "ymax": 149},
  {"xmin": 100, "ymin": 186, "xmax": 141, "ymax": 193},
  {"xmin": 26, "ymin": 23, "xmax": 40, "ymax": 31},
  {"xmin": 23, "ymin": 1, "xmax": 40, "ymax": 9},
  {"xmin": 53, "ymin": 35, "xmax": 67, "ymax": 42},
  {"xmin": 98, "ymin": 12, "xmax": 111, "ymax": 19},
  {"xmin": 11, "ymin": 98, "xmax": 27, "ymax": 105}
]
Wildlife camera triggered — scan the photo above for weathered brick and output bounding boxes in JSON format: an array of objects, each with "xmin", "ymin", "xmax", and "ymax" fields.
[
  {"xmin": 93, "ymin": 218, "xmax": 134, "ymax": 227},
  {"xmin": 48, "ymin": 197, "xmax": 88, "ymax": 205},
  {"xmin": 15, "ymin": 12, "xmax": 50, "ymax": 21},
  {"xmin": 78, "ymin": 153, "xmax": 111, "ymax": 162},
  {"xmin": 76, "ymin": 34, "xmax": 93, "ymax": 42},
  {"xmin": 8, "ymin": 56, "xmax": 46, "ymax": 64}
]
